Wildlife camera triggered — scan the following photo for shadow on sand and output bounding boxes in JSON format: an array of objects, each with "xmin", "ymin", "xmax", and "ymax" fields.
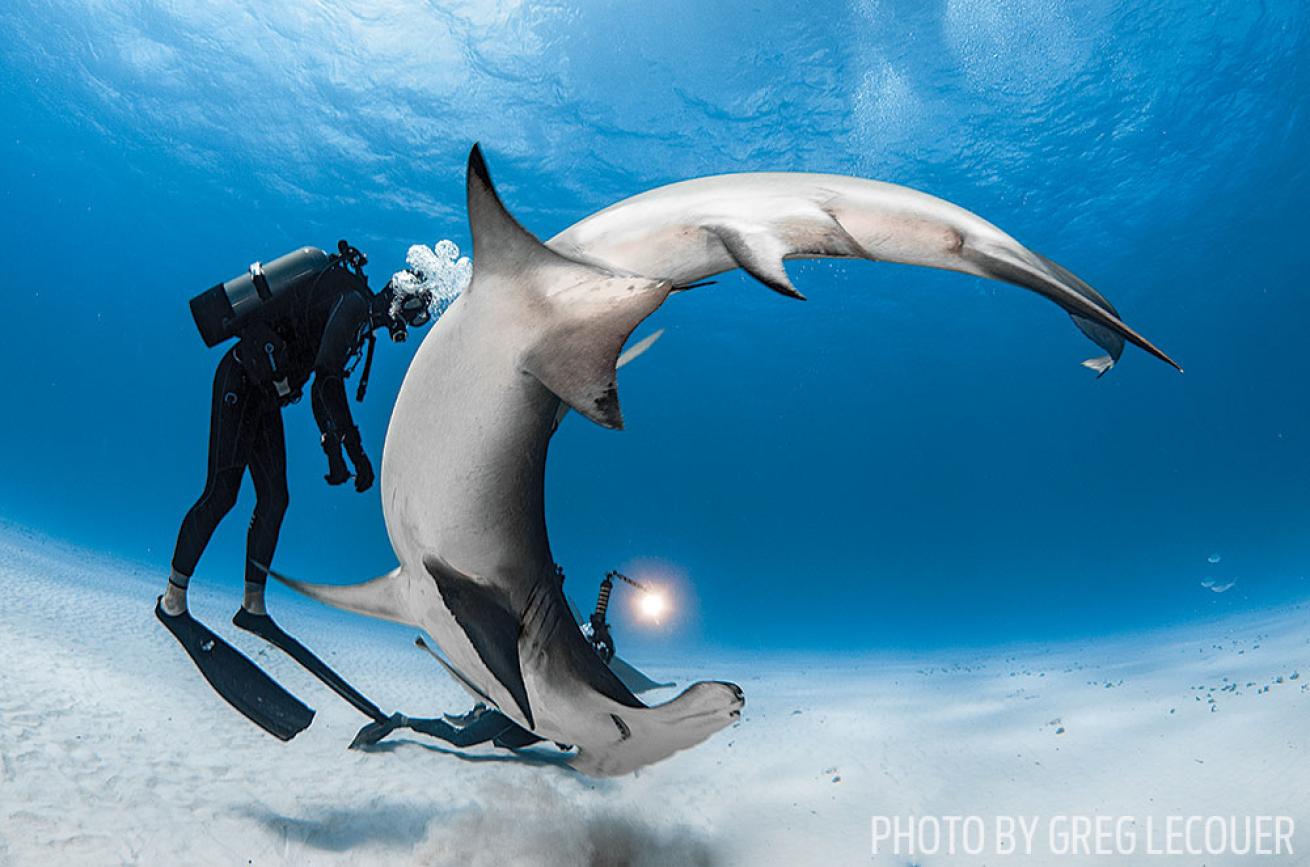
[
  {"xmin": 237, "ymin": 801, "xmax": 442, "ymax": 853},
  {"xmin": 358, "ymin": 736, "xmax": 582, "ymax": 772},
  {"xmin": 237, "ymin": 740, "xmax": 719, "ymax": 865}
]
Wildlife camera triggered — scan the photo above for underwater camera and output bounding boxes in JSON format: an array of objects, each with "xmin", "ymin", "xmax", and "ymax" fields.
[{"xmin": 584, "ymin": 570, "xmax": 669, "ymax": 662}]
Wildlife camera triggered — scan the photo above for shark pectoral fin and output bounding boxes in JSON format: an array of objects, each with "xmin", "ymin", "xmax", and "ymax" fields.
[
  {"xmin": 264, "ymin": 564, "xmax": 414, "ymax": 626},
  {"xmin": 608, "ymin": 654, "xmax": 676, "ymax": 694},
  {"xmin": 709, "ymin": 223, "xmax": 807, "ymax": 300},
  {"xmin": 521, "ymin": 579, "xmax": 644, "ymax": 710},
  {"xmin": 423, "ymin": 556, "xmax": 534, "ymax": 729},
  {"xmin": 561, "ymin": 594, "xmax": 670, "ymax": 694}
]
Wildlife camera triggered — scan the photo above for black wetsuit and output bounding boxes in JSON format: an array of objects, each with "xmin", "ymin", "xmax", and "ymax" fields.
[
  {"xmin": 413, "ymin": 709, "xmax": 544, "ymax": 750},
  {"xmin": 171, "ymin": 265, "xmax": 373, "ymax": 588}
]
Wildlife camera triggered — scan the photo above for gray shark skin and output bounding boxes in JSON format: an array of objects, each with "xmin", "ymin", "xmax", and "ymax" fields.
[
  {"xmin": 278, "ymin": 145, "xmax": 1177, "ymax": 777},
  {"xmin": 551, "ymin": 172, "xmax": 1180, "ymax": 376}
]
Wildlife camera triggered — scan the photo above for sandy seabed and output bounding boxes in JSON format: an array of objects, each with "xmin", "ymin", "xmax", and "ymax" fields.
[{"xmin": 1, "ymin": 525, "xmax": 1306, "ymax": 866}]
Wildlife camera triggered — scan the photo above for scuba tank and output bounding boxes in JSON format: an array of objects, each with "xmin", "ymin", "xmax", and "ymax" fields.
[{"xmin": 189, "ymin": 246, "xmax": 332, "ymax": 348}]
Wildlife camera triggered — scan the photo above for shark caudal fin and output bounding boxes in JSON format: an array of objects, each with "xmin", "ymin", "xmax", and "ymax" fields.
[
  {"xmin": 261, "ymin": 564, "xmax": 415, "ymax": 626},
  {"xmin": 1030, "ymin": 251, "xmax": 1127, "ymax": 377},
  {"xmin": 965, "ymin": 241, "xmax": 1181, "ymax": 374},
  {"xmin": 465, "ymin": 145, "xmax": 673, "ymax": 429}
]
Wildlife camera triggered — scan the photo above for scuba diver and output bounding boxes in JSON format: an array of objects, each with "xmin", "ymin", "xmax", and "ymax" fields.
[
  {"xmin": 351, "ymin": 567, "xmax": 674, "ymax": 754},
  {"xmin": 156, "ymin": 241, "xmax": 435, "ymax": 741},
  {"xmin": 347, "ymin": 639, "xmax": 554, "ymax": 753}
]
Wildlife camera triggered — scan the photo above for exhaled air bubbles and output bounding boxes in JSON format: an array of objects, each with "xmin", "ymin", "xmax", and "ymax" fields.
[{"xmin": 389, "ymin": 239, "xmax": 472, "ymax": 321}]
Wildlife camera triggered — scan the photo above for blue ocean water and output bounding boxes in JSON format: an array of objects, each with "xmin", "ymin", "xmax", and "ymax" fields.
[{"xmin": 0, "ymin": 0, "xmax": 1306, "ymax": 655}]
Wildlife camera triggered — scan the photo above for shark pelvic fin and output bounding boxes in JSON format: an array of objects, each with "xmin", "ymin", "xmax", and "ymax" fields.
[
  {"xmin": 552, "ymin": 329, "xmax": 665, "ymax": 429},
  {"xmin": 262, "ymin": 564, "xmax": 414, "ymax": 626},
  {"xmin": 423, "ymin": 555, "xmax": 534, "ymax": 729},
  {"xmin": 524, "ymin": 282, "xmax": 668, "ymax": 430}
]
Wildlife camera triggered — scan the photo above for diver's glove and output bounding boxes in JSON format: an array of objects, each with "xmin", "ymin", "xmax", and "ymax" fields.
[
  {"xmin": 342, "ymin": 426, "xmax": 374, "ymax": 493},
  {"xmin": 321, "ymin": 432, "xmax": 352, "ymax": 486}
]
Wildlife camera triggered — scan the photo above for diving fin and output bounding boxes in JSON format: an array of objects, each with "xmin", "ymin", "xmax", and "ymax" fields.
[
  {"xmin": 232, "ymin": 608, "xmax": 387, "ymax": 723},
  {"xmin": 349, "ymin": 712, "xmax": 410, "ymax": 749},
  {"xmin": 155, "ymin": 599, "xmax": 314, "ymax": 741}
]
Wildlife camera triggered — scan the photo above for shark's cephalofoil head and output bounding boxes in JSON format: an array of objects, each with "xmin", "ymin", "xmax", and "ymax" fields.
[
  {"xmin": 570, "ymin": 680, "xmax": 745, "ymax": 777},
  {"xmin": 280, "ymin": 145, "xmax": 1181, "ymax": 777}
]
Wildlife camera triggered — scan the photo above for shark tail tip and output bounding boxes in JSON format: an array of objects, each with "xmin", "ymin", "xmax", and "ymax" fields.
[{"xmin": 1152, "ymin": 351, "xmax": 1184, "ymax": 374}]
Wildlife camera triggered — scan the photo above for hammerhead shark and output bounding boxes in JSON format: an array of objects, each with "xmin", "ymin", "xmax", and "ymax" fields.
[{"xmin": 276, "ymin": 145, "xmax": 1178, "ymax": 776}]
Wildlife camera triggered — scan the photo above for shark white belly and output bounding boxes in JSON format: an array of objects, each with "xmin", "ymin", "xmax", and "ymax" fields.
[{"xmin": 280, "ymin": 145, "xmax": 1178, "ymax": 776}]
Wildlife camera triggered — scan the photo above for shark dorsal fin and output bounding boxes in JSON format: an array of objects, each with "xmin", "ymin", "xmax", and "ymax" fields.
[
  {"xmin": 466, "ymin": 143, "xmax": 577, "ymax": 283},
  {"xmin": 465, "ymin": 144, "xmax": 673, "ymax": 429}
]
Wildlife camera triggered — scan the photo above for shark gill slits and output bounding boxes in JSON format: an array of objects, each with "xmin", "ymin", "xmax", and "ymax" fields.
[{"xmin": 610, "ymin": 713, "xmax": 631, "ymax": 741}]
